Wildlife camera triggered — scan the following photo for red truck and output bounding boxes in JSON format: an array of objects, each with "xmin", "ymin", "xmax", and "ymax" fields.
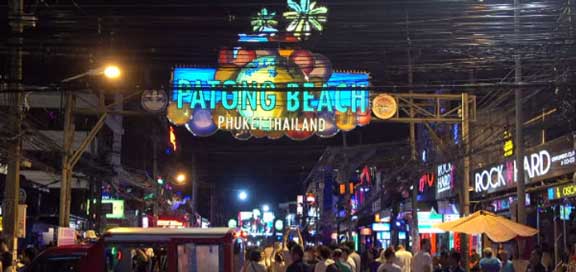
[{"xmin": 22, "ymin": 227, "xmax": 242, "ymax": 272}]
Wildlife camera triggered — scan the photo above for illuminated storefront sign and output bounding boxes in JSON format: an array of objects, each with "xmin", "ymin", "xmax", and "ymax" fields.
[
  {"xmin": 473, "ymin": 135, "xmax": 576, "ymax": 195},
  {"xmin": 102, "ymin": 199, "xmax": 125, "ymax": 219},
  {"xmin": 437, "ymin": 162, "xmax": 455, "ymax": 199},
  {"xmin": 372, "ymin": 223, "xmax": 390, "ymax": 232},
  {"xmin": 418, "ymin": 172, "xmax": 436, "ymax": 201},
  {"xmin": 157, "ymin": 219, "xmax": 184, "ymax": 228},
  {"xmin": 417, "ymin": 211, "xmax": 444, "ymax": 234},
  {"xmin": 548, "ymin": 184, "xmax": 576, "ymax": 200},
  {"xmin": 489, "ymin": 194, "xmax": 531, "ymax": 213},
  {"xmin": 419, "ymin": 173, "xmax": 435, "ymax": 193}
]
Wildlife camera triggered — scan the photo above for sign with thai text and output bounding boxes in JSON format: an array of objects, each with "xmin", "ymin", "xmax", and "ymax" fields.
[{"xmin": 473, "ymin": 135, "xmax": 576, "ymax": 195}]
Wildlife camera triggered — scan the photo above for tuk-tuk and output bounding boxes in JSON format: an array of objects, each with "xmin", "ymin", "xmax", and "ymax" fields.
[{"xmin": 78, "ymin": 227, "xmax": 238, "ymax": 272}]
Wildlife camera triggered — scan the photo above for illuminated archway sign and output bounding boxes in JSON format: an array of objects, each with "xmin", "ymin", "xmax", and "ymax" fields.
[
  {"xmin": 167, "ymin": 0, "xmax": 372, "ymax": 140},
  {"xmin": 170, "ymin": 57, "xmax": 371, "ymax": 140}
]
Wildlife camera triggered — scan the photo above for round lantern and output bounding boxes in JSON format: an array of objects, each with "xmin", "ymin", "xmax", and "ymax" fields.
[{"xmin": 166, "ymin": 102, "xmax": 192, "ymax": 126}]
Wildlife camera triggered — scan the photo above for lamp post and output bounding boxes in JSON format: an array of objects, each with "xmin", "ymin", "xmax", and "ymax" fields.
[{"xmin": 59, "ymin": 65, "xmax": 122, "ymax": 227}]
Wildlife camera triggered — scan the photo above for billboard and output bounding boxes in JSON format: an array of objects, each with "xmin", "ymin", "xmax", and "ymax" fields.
[{"xmin": 169, "ymin": 50, "xmax": 371, "ymax": 140}]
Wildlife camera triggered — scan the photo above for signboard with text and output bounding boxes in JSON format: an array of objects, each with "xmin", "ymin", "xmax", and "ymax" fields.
[
  {"xmin": 547, "ymin": 183, "xmax": 576, "ymax": 201},
  {"xmin": 169, "ymin": 51, "xmax": 371, "ymax": 140},
  {"xmin": 437, "ymin": 162, "xmax": 456, "ymax": 199},
  {"xmin": 473, "ymin": 135, "xmax": 576, "ymax": 196},
  {"xmin": 417, "ymin": 172, "xmax": 436, "ymax": 201}
]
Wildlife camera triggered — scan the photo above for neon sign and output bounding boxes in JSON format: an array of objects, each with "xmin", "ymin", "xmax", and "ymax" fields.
[
  {"xmin": 170, "ymin": 60, "xmax": 371, "ymax": 140},
  {"xmin": 419, "ymin": 173, "xmax": 435, "ymax": 193},
  {"xmin": 473, "ymin": 135, "xmax": 576, "ymax": 195}
]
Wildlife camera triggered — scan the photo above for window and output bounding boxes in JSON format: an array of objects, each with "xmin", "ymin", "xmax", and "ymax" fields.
[
  {"xmin": 177, "ymin": 244, "xmax": 222, "ymax": 272},
  {"xmin": 105, "ymin": 245, "xmax": 168, "ymax": 272}
]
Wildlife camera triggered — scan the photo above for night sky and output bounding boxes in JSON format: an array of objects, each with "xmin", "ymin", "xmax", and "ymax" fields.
[{"xmin": 2, "ymin": 0, "xmax": 570, "ymax": 221}]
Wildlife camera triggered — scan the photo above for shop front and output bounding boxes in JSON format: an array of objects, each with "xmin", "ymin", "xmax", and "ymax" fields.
[{"xmin": 472, "ymin": 133, "xmax": 576, "ymax": 257}]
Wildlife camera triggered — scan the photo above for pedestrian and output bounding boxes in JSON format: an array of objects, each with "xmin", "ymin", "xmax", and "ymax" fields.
[
  {"xmin": 479, "ymin": 248, "xmax": 502, "ymax": 272},
  {"xmin": 314, "ymin": 246, "xmax": 338, "ymax": 272},
  {"xmin": 286, "ymin": 245, "xmax": 311, "ymax": 272},
  {"xmin": 436, "ymin": 251, "xmax": 450, "ymax": 272},
  {"xmin": 333, "ymin": 249, "xmax": 353, "ymax": 272},
  {"xmin": 471, "ymin": 249, "xmax": 481, "ymax": 272},
  {"xmin": 19, "ymin": 246, "xmax": 37, "ymax": 268},
  {"xmin": 243, "ymin": 248, "xmax": 267, "ymax": 272},
  {"xmin": 527, "ymin": 249, "xmax": 546, "ymax": 272},
  {"xmin": 540, "ymin": 244, "xmax": 553, "ymax": 272},
  {"xmin": 370, "ymin": 248, "xmax": 384, "ymax": 272},
  {"xmin": 345, "ymin": 242, "xmax": 361, "ymax": 272},
  {"xmin": 0, "ymin": 240, "xmax": 14, "ymax": 272},
  {"xmin": 305, "ymin": 246, "xmax": 318, "ymax": 267},
  {"xmin": 341, "ymin": 246, "xmax": 357, "ymax": 272},
  {"xmin": 447, "ymin": 251, "xmax": 465, "ymax": 272},
  {"xmin": 412, "ymin": 238, "xmax": 433, "ymax": 272},
  {"xmin": 395, "ymin": 245, "xmax": 413, "ymax": 272},
  {"xmin": 377, "ymin": 247, "xmax": 402, "ymax": 272},
  {"xmin": 498, "ymin": 249, "xmax": 514, "ymax": 272}
]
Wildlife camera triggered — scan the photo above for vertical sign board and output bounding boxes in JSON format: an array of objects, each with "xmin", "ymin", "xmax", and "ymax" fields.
[
  {"xmin": 436, "ymin": 162, "xmax": 456, "ymax": 199},
  {"xmin": 17, "ymin": 204, "xmax": 26, "ymax": 238}
]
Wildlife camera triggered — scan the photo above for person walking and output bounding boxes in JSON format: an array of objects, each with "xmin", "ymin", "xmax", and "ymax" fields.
[
  {"xmin": 498, "ymin": 249, "xmax": 514, "ymax": 272},
  {"xmin": 243, "ymin": 248, "xmax": 267, "ymax": 272},
  {"xmin": 346, "ymin": 242, "xmax": 361, "ymax": 272},
  {"xmin": 527, "ymin": 250, "xmax": 546, "ymax": 272},
  {"xmin": 334, "ymin": 249, "xmax": 353, "ymax": 272},
  {"xmin": 286, "ymin": 245, "xmax": 311, "ymax": 272},
  {"xmin": 479, "ymin": 248, "xmax": 502, "ymax": 272},
  {"xmin": 447, "ymin": 251, "xmax": 465, "ymax": 272},
  {"xmin": 314, "ymin": 246, "xmax": 338, "ymax": 272},
  {"xmin": 412, "ymin": 239, "xmax": 433, "ymax": 272},
  {"xmin": 377, "ymin": 247, "xmax": 402, "ymax": 272},
  {"xmin": 395, "ymin": 245, "xmax": 413, "ymax": 272}
]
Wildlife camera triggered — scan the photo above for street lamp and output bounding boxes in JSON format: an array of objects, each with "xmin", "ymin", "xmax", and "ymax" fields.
[
  {"xmin": 262, "ymin": 204, "xmax": 270, "ymax": 212},
  {"xmin": 103, "ymin": 65, "xmax": 121, "ymax": 79},
  {"xmin": 59, "ymin": 64, "xmax": 124, "ymax": 228},
  {"xmin": 61, "ymin": 64, "xmax": 123, "ymax": 83},
  {"xmin": 176, "ymin": 173, "xmax": 186, "ymax": 184},
  {"xmin": 238, "ymin": 191, "xmax": 248, "ymax": 201}
]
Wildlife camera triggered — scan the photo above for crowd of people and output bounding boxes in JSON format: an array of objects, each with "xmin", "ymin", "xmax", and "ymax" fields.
[
  {"xmin": 240, "ymin": 239, "xmax": 576, "ymax": 272},
  {"xmin": 0, "ymin": 239, "xmax": 38, "ymax": 272}
]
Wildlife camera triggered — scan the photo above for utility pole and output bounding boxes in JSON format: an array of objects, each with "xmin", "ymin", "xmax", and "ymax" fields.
[
  {"xmin": 152, "ymin": 133, "xmax": 159, "ymax": 219},
  {"xmin": 461, "ymin": 92, "xmax": 471, "ymax": 272},
  {"xmin": 406, "ymin": 13, "xmax": 420, "ymax": 252},
  {"xmin": 3, "ymin": 0, "xmax": 29, "ymax": 261},
  {"xmin": 59, "ymin": 92, "xmax": 75, "ymax": 227},
  {"xmin": 514, "ymin": 0, "xmax": 527, "ymax": 227}
]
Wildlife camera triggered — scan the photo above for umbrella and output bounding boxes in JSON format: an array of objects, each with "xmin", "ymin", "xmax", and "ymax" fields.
[{"xmin": 434, "ymin": 210, "xmax": 538, "ymax": 242}]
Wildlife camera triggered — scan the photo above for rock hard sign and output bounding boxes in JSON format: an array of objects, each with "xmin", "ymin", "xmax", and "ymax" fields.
[{"xmin": 473, "ymin": 135, "xmax": 576, "ymax": 195}]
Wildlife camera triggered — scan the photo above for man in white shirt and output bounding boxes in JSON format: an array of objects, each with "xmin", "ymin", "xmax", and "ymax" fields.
[
  {"xmin": 395, "ymin": 245, "xmax": 413, "ymax": 272},
  {"xmin": 412, "ymin": 239, "xmax": 433, "ymax": 272},
  {"xmin": 346, "ymin": 242, "xmax": 362, "ymax": 272},
  {"xmin": 342, "ymin": 246, "xmax": 357, "ymax": 272},
  {"xmin": 378, "ymin": 247, "xmax": 402, "ymax": 272}
]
